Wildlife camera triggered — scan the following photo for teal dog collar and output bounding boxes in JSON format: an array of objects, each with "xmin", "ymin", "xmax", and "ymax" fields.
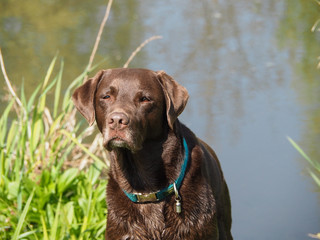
[{"xmin": 123, "ymin": 138, "xmax": 189, "ymax": 204}]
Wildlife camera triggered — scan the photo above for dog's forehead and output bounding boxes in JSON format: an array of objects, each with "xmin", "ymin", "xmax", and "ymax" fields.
[{"xmin": 99, "ymin": 68, "xmax": 161, "ymax": 92}]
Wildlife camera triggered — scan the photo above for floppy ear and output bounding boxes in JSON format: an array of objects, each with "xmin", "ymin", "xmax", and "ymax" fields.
[
  {"xmin": 72, "ymin": 70, "xmax": 105, "ymax": 125},
  {"xmin": 156, "ymin": 71, "xmax": 189, "ymax": 129}
]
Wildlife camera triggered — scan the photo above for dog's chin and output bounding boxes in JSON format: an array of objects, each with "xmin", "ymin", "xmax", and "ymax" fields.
[
  {"xmin": 107, "ymin": 138, "xmax": 130, "ymax": 150},
  {"xmin": 105, "ymin": 138, "xmax": 141, "ymax": 153}
]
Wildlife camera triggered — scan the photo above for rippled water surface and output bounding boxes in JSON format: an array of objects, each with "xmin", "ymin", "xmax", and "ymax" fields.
[{"xmin": 1, "ymin": 0, "xmax": 320, "ymax": 239}]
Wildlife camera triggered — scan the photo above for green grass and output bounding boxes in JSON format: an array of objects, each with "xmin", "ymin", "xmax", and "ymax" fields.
[
  {"xmin": 288, "ymin": 137, "xmax": 320, "ymax": 239},
  {"xmin": 287, "ymin": 137, "xmax": 320, "ymax": 187},
  {"xmin": 0, "ymin": 57, "xmax": 108, "ymax": 239}
]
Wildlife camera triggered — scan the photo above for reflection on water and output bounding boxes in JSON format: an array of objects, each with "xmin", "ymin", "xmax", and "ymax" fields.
[
  {"xmin": 278, "ymin": 0, "xmax": 320, "ymax": 161},
  {"xmin": 0, "ymin": 0, "xmax": 144, "ymax": 96},
  {"xmin": 1, "ymin": 0, "xmax": 319, "ymax": 239}
]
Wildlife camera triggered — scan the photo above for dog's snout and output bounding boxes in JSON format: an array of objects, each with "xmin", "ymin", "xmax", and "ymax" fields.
[{"xmin": 108, "ymin": 112, "xmax": 129, "ymax": 130}]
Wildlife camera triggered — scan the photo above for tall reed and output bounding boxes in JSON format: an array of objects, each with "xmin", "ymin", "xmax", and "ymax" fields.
[
  {"xmin": 288, "ymin": 137, "xmax": 320, "ymax": 239},
  {"xmin": 0, "ymin": 57, "xmax": 108, "ymax": 239}
]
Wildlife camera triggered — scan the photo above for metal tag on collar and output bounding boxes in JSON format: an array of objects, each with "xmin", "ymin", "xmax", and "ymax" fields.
[
  {"xmin": 136, "ymin": 192, "xmax": 158, "ymax": 203},
  {"xmin": 173, "ymin": 182, "xmax": 182, "ymax": 213}
]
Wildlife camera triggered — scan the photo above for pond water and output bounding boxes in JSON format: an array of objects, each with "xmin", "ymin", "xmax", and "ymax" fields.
[{"xmin": 1, "ymin": 0, "xmax": 320, "ymax": 239}]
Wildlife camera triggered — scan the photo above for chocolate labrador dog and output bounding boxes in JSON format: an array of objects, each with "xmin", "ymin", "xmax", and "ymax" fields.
[{"xmin": 72, "ymin": 68, "xmax": 232, "ymax": 240}]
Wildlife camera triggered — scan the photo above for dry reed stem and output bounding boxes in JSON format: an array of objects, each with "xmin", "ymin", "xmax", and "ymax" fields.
[
  {"xmin": 0, "ymin": 49, "xmax": 23, "ymax": 108},
  {"xmin": 87, "ymin": 0, "xmax": 114, "ymax": 80},
  {"xmin": 311, "ymin": 19, "xmax": 320, "ymax": 32},
  {"xmin": 309, "ymin": 233, "xmax": 320, "ymax": 239},
  {"xmin": 123, "ymin": 35, "xmax": 163, "ymax": 68}
]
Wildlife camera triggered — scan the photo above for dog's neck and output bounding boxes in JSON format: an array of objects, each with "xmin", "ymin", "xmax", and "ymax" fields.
[{"xmin": 108, "ymin": 129, "xmax": 183, "ymax": 193}]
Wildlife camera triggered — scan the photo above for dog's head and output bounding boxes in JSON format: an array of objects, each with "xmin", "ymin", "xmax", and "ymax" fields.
[{"xmin": 72, "ymin": 68, "xmax": 189, "ymax": 152}]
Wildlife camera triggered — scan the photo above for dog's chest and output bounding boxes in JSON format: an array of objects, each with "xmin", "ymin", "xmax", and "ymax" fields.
[
  {"xmin": 119, "ymin": 201, "xmax": 168, "ymax": 239},
  {"xmin": 140, "ymin": 203, "xmax": 166, "ymax": 226},
  {"xmin": 108, "ymin": 185, "xmax": 217, "ymax": 240}
]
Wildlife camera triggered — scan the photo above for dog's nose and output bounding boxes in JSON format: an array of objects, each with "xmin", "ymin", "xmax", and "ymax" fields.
[{"xmin": 108, "ymin": 112, "xmax": 129, "ymax": 130}]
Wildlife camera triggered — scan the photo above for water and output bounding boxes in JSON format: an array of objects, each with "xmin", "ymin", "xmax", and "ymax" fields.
[{"xmin": 1, "ymin": 0, "xmax": 320, "ymax": 239}]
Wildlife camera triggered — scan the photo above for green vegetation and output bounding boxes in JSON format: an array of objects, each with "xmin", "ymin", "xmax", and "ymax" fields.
[
  {"xmin": 288, "ymin": 137, "xmax": 320, "ymax": 239},
  {"xmin": 0, "ymin": 56, "xmax": 108, "ymax": 239},
  {"xmin": 288, "ymin": 137, "xmax": 320, "ymax": 188}
]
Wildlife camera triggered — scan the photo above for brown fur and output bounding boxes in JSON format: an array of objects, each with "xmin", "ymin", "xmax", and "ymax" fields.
[{"xmin": 72, "ymin": 68, "xmax": 232, "ymax": 240}]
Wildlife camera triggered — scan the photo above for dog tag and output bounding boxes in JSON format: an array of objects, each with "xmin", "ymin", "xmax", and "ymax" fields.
[
  {"xmin": 175, "ymin": 199, "xmax": 181, "ymax": 213},
  {"xmin": 173, "ymin": 183, "xmax": 182, "ymax": 214}
]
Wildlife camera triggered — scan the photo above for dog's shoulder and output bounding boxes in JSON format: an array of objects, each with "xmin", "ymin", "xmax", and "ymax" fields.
[{"xmin": 179, "ymin": 121, "xmax": 225, "ymax": 196}]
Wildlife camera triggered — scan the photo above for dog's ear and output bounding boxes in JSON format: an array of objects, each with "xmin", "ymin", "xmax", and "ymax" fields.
[
  {"xmin": 72, "ymin": 70, "xmax": 105, "ymax": 125},
  {"xmin": 156, "ymin": 71, "xmax": 189, "ymax": 129}
]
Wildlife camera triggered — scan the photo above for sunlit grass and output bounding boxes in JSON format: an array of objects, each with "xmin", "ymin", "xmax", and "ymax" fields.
[
  {"xmin": 287, "ymin": 137, "xmax": 320, "ymax": 187},
  {"xmin": 287, "ymin": 137, "xmax": 320, "ymax": 239},
  {"xmin": 0, "ymin": 57, "xmax": 108, "ymax": 239}
]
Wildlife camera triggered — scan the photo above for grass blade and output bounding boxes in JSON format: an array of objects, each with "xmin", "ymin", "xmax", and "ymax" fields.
[
  {"xmin": 42, "ymin": 55, "xmax": 58, "ymax": 91},
  {"xmin": 287, "ymin": 137, "xmax": 315, "ymax": 167},
  {"xmin": 39, "ymin": 74, "xmax": 58, "ymax": 99},
  {"xmin": 20, "ymin": 80, "xmax": 28, "ymax": 111},
  {"xmin": 79, "ymin": 216, "xmax": 88, "ymax": 240},
  {"xmin": 12, "ymin": 188, "xmax": 35, "ymax": 240},
  {"xmin": 40, "ymin": 214, "xmax": 49, "ymax": 240},
  {"xmin": 288, "ymin": 136, "xmax": 320, "ymax": 188},
  {"xmin": 27, "ymin": 84, "xmax": 41, "ymax": 112},
  {"xmin": 50, "ymin": 195, "xmax": 62, "ymax": 240},
  {"xmin": 57, "ymin": 168, "xmax": 78, "ymax": 195},
  {"xmin": 54, "ymin": 60, "xmax": 64, "ymax": 118},
  {"xmin": 0, "ymin": 99, "xmax": 14, "ymax": 144},
  {"xmin": 0, "ymin": 100, "xmax": 15, "ymax": 186},
  {"xmin": 39, "ymin": 55, "xmax": 58, "ymax": 111},
  {"xmin": 310, "ymin": 171, "xmax": 320, "ymax": 187},
  {"xmin": 17, "ymin": 230, "xmax": 38, "ymax": 238},
  {"xmin": 60, "ymin": 129, "xmax": 108, "ymax": 169}
]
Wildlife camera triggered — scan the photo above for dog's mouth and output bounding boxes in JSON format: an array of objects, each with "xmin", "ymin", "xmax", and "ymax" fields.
[
  {"xmin": 103, "ymin": 128, "xmax": 144, "ymax": 153},
  {"xmin": 105, "ymin": 136, "xmax": 130, "ymax": 151}
]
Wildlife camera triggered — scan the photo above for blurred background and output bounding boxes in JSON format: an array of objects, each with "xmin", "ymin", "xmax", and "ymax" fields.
[{"xmin": 0, "ymin": 0, "xmax": 319, "ymax": 239}]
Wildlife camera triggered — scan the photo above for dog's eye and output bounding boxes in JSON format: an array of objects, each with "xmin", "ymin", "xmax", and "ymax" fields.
[
  {"xmin": 141, "ymin": 96, "xmax": 151, "ymax": 102},
  {"xmin": 102, "ymin": 95, "xmax": 110, "ymax": 100}
]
